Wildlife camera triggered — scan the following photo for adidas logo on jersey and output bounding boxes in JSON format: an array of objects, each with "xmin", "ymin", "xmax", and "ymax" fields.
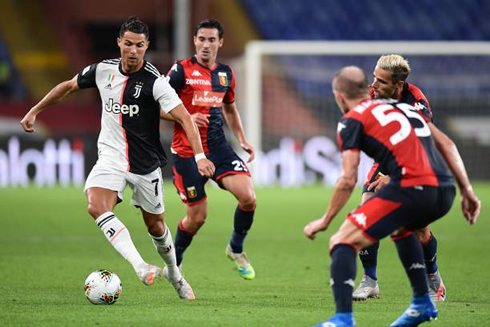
[
  {"xmin": 191, "ymin": 70, "xmax": 202, "ymax": 77},
  {"xmin": 105, "ymin": 98, "xmax": 140, "ymax": 117}
]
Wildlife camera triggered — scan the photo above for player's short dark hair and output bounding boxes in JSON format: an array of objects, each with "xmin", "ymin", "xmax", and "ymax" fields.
[
  {"xmin": 194, "ymin": 19, "xmax": 224, "ymax": 39},
  {"xmin": 119, "ymin": 16, "xmax": 149, "ymax": 40},
  {"xmin": 333, "ymin": 66, "xmax": 369, "ymax": 99}
]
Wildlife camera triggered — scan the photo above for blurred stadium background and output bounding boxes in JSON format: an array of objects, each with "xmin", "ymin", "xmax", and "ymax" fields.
[{"xmin": 0, "ymin": 0, "xmax": 489, "ymax": 187}]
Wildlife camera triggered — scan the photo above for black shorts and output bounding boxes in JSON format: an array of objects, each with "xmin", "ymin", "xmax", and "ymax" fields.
[
  {"xmin": 172, "ymin": 144, "xmax": 251, "ymax": 205},
  {"xmin": 348, "ymin": 183, "xmax": 456, "ymax": 241}
]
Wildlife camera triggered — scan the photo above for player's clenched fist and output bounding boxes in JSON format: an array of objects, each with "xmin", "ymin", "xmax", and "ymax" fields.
[{"xmin": 20, "ymin": 112, "xmax": 37, "ymax": 133}]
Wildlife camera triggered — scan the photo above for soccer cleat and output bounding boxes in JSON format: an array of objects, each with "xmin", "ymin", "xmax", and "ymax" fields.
[
  {"xmin": 137, "ymin": 264, "xmax": 162, "ymax": 286},
  {"xmin": 162, "ymin": 266, "xmax": 195, "ymax": 300},
  {"xmin": 352, "ymin": 275, "xmax": 379, "ymax": 301},
  {"xmin": 390, "ymin": 295, "xmax": 438, "ymax": 327},
  {"xmin": 428, "ymin": 271, "xmax": 446, "ymax": 302},
  {"xmin": 226, "ymin": 245, "xmax": 255, "ymax": 280},
  {"xmin": 313, "ymin": 313, "xmax": 356, "ymax": 327}
]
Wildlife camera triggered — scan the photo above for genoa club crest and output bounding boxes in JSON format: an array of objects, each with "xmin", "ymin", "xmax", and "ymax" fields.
[
  {"xmin": 187, "ymin": 186, "xmax": 197, "ymax": 199},
  {"xmin": 218, "ymin": 72, "xmax": 228, "ymax": 86}
]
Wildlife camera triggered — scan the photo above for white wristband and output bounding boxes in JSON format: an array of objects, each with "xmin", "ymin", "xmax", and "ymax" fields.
[{"xmin": 194, "ymin": 153, "xmax": 206, "ymax": 162}]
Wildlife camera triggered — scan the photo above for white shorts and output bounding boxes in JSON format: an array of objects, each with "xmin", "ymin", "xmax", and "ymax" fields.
[{"xmin": 84, "ymin": 164, "xmax": 165, "ymax": 214}]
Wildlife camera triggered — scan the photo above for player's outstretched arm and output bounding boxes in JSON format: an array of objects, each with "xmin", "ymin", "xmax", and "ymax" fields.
[
  {"xmin": 429, "ymin": 123, "xmax": 481, "ymax": 224},
  {"xmin": 304, "ymin": 150, "xmax": 360, "ymax": 240},
  {"xmin": 222, "ymin": 102, "xmax": 255, "ymax": 162},
  {"xmin": 20, "ymin": 76, "xmax": 80, "ymax": 133},
  {"xmin": 160, "ymin": 110, "xmax": 210, "ymax": 128},
  {"xmin": 169, "ymin": 104, "xmax": 215, "ymax": 177}
]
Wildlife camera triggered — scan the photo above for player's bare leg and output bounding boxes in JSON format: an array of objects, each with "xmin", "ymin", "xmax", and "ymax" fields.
[
  {"xmin": 86, "ymin": 187, "xmax": 154, "ymax": 285},
  {"xmin": 221, "ymin": 174, "xmax": 257, "ymax": 280},
  {"xmin": 141, "ymin": 209, "xmax": 195, "ymax": 300},
  {"xmin": 415, "ymin": 226, "xmax": 446, "ymax": 301}
]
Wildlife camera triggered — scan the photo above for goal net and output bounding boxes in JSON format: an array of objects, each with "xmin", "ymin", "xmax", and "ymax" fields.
[{"xmin": 239, "ymin": 41, "xmax": 490, "ymax": 187}]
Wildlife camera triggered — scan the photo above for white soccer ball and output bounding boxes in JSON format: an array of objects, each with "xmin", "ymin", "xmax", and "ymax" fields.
[{"xmin": 84, "ymin": 269, "xmax": 122, "ymax": 305}]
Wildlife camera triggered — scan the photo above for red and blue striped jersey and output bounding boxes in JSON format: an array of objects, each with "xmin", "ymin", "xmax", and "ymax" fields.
[
  {"xmin": 166, "ymin": 56, "xmax": 236, "ymax": 157},
  {"xmin": 338, "ymin": 99, "xmax": 452, "ymax": 188},
  {"xmin": 365, "ymin": 82, "xmax": 434, "ymax": 186}
]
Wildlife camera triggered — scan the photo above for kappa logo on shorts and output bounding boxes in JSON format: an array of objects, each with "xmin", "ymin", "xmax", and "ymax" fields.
[
  {"xmin": 187, "ymin": 186, "xmax": 197, "ymax": 199},
  {"xmin": 352, "ymin": 213, "xmax": 367, "ymax": 228},
  {"xmin": 154, "ymin": 203, "xmax": 162, "ymax": 209}
]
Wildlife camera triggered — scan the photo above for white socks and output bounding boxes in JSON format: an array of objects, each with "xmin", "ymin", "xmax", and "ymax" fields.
[
  {"xmin": 95, "ymin": 212, "xmax": 145, "ymax": 273},
  {"xmin": 151, "ymin": 227, "xmax": 181, "ymax": 281}
]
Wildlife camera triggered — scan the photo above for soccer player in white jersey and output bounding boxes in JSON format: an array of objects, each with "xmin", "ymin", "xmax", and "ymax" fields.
[{"xmin": 20, "ymin": 17, "xmax": 215, "ymax": 300}]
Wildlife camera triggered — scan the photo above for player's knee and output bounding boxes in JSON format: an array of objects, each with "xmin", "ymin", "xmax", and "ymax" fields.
[
  {"xmin": 188, "ymin": 211, "xmax": 207, "ymax": 230},
  {"xmin": 147, "ymin": 219, "xmax": 165, "ymax": 236},
  {"xmin": 239, "ymin": 191, "xmax": 256, "ymax": 211},
  {"xmin": 87, "ymin": 203, "xmax": 105, "ymax": 219},
  {"xmin": 414, "ymin": 227, "xmax": 431, "ymax": 244}
]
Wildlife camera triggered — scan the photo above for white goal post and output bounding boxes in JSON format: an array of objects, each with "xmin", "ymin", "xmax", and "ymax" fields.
[{"xmin": 244, "ymin": 41, "xmax": 490, "ymax": 153}]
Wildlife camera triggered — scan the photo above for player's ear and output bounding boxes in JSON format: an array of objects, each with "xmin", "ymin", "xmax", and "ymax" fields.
[
  {"xmin": 219, "ymin": 38, "xmax": 224, "ymax": 48},
  {"xmin": 117, "ymin": 37, "xmax": 122, "ymax": 47}
]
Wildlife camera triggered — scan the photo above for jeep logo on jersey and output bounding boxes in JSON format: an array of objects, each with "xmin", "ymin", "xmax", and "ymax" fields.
[
  {"xmin": 105, "ymin": 98, "xmax": 140, "ymax": 117},
  {"xmin": 192, "ymin": 91, "xmax": 225, "ymax": 107}
]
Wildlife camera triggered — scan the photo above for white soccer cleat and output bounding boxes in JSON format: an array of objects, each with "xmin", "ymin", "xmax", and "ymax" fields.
[
  {"xmin": 352, "ymin": 274, "xmax": 379, "ymax": 301},
  {"xmin": 163, "ymin": 266, "xmax": 195, "ymax": 300},
  {"xmin": 428, "ymin": 270, "xmax": 446, "ymax": 301},
  {"xmin": 137, "ymin": 264, "xmax": 162, "ymax": 286}
]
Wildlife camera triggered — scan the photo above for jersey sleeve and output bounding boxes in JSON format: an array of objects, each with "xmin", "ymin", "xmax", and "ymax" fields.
[
  {"xmin": 413, "ymin": 99, "xmax": 433, "ymax": 123},
  {"xmin": 223, "ymin": 68, "xmax": 236, "ymax": 104},
  {"xmin": 153, "ymin": 76, "xmax": 183, "ymax": 113},
  {"xmin": 77, "ymin": 63, "xmax": 98, "ymax": 89},
  {"xmin": 337, "ymin": 117, "xmax": 363, "ymax": 152},
  {"xmin": 166, "ymin": 62, "xmax": 185, "ymax": 92}
]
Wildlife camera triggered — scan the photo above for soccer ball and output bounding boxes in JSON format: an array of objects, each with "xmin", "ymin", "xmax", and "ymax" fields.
[{"xmin": 84, "ymin": 269, "xmax": 122, "ymax": 305}]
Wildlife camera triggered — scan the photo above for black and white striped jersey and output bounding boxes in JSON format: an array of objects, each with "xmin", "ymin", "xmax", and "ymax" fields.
[{"xmin": 77, "ymin": 59, "xmax": 182, "ymax": 175}]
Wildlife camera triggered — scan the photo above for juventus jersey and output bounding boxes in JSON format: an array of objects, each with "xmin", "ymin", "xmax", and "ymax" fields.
[{"xmin": 77, "ymin": 59, "xmax": 182, "ymax": 175}]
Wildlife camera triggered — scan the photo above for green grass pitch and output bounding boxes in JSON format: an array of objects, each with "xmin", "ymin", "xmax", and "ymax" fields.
[{"xmin": 0, "ymin": 182, "xmax": 488, "ymax": 326}]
